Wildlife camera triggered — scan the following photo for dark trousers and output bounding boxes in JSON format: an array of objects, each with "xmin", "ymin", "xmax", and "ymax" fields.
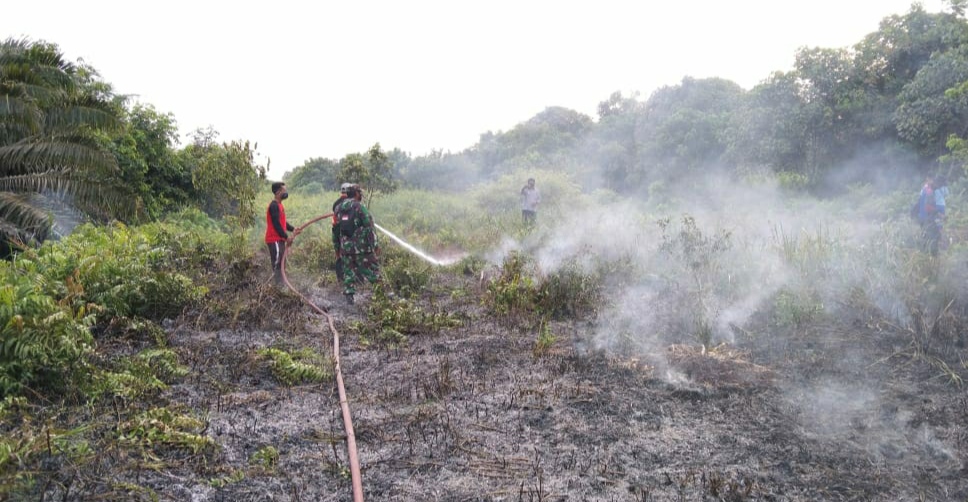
[
  {"xmin": 921, "ymin": 220, "xmax": 942, "ymax": 255},
  {"xmin": 522, "ymin": 210, "xmax": 536, "ymax": 224},
  {"xmin": 267, "ymin": 241, "xmax": 285, "ymax": 283},
  {"xmin": 334, "ymin": 256, "xmax": 345, "ymax": 283}
]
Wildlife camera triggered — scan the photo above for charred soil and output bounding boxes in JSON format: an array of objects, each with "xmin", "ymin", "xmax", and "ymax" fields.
[{"xmin": 18, "ymin": 257, "xmax": 968, "ymax": 502}]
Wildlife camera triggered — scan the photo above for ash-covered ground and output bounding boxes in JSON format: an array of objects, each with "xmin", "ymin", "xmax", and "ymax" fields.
[{"xmin": 30, "ymin": 261, "xmax": 968, "ymax": 501}]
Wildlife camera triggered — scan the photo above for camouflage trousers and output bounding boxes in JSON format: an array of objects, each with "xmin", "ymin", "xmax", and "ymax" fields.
[{"xmin": 341, "ymin": 252, "xmax": 381, "ymax": 294}]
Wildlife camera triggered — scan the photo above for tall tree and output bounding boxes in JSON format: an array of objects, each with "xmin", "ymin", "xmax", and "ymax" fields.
[
  {"xmin": 285, "ymin": 156, "xmax": 341, "ymax": 193},
  {"xmin": 186, "ymin": 128, "xmax": 266, "ymax": 252},
  {"xmin": 109, "ymin": 103, "xmax": 193, "ymax": 219},
  {"xmin": 724, "ymin": 71, "xmax": 807, "ymax": 177},
  {"xmin": 0, "ymin": 38, "xmax": 128, "ymax": 247},
  {"xmin": 336, "ymin": 143, "xmax": 399, "ymax": 196},
  {"xmin": 634, "ymin": 77, "xmax": 744, "ymax": 184},
  {"xmin": 895, "ymin": 45, "xmax": 968, "ymax": 157}
]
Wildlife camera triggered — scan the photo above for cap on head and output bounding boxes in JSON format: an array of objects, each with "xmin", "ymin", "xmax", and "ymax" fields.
[
  {"xmin": 344, "ymin": 183, "xmax": 362, "ymax": 197},
  {"xmin": 340, "ymin": 182, "xmax": 353, "ymax": 193}
]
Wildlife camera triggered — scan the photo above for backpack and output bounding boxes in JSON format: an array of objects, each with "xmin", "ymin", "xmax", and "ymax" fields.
[{"xmin": 338, "ymin": 201, "xmax": 360, "ymax": 238}]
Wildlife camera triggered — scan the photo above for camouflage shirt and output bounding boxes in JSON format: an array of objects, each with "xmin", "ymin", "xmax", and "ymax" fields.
[{"xmin": 336, "ymin": 198, "xmax": 377, "ymax": 254}]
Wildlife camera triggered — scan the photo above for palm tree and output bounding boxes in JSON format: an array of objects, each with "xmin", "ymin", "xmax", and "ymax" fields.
[{"xmin": 0, "ymin": 38, "xmax": 128, "ymax": 249}]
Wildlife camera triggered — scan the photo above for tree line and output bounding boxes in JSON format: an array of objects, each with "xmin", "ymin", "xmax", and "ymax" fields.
[
  {"xmin": 5, "ymin": 4, "xmax": 968, "ymax": 251},
  {"xmin": 288, "ymin": 4, "xmax": 968, "ymax": 196}
]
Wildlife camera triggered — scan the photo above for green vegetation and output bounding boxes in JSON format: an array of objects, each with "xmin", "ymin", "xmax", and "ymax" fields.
[
  {"xmin": 5, "ymin": 8, "xmax": 968, "ymax": 497},
  {"xmin": 352, "ymin": 287, "xmax": 462, "ymax": 348},
  {"xmin": 0, "ymin": 38, "xmax": 129, "ymax": 248},
  {"xmin": 119, "ymin": 407, "xmax": 215, "ymax": 454},
  {"xmin": 256, "ymin": 347, "xmax": 332, "ymax": 386}
]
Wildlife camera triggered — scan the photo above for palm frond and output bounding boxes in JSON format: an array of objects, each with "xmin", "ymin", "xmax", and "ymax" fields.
[
  {"xmin": 0, "ymin": 170, "xmax": 134, "ymax": 219},
  {"xmin": 0, "ymin": 94, "xmax": 44, "ymax": 140},
  {"xmin": 45, "ymin": 98, "xmax": 122, "ymax": 134},
  {"xmin": 0, "ymin": 80, "xmax": 65, "ymax": 105},
  {"xmin": 0, "ymin": 138, "xmax": 118, "ymax": 175},
  {"xmin": 23, "ymin": 192, "xmax": 92, "ymax": 238},
  {"xmin": 0, "ymin": 38, "xmax": 75, "ymax": 87},
  {"xmin": 0, "ymin": 38, "xmax": 134, "ymax": 242},
  {"xmin": 0, "ymin": 191, "xmax": 52, "ymax": 242}
]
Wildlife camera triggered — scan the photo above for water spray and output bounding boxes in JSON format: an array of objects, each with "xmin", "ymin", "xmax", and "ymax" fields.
[{"xmin": 374, "ymin": 223, "xmax": 462, "ymax": 266}]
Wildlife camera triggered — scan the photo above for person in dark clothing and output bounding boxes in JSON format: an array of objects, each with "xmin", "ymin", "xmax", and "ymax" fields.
[
  {"xmin": 265, "ymin": 182, "xmax": 300, "ymax": 284},
  {"xmin": 331, "ymin": 183, "xmax": 352, "ymax": 283}
]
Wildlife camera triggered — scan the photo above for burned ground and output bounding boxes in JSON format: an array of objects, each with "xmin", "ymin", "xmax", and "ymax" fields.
[{"xmin": 17, "ymin": 257, "xmax": 968, "ymax": 502}]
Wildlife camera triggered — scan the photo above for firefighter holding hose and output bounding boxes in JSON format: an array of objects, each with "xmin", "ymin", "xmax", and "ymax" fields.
[{"xmin": 335, "ymin": 184, "xmax": 382, "ymax": 304}]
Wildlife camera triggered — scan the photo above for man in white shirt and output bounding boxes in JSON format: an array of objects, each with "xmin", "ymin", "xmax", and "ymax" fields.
[{"xmin": 520, "ymin": 178, "xmax": 541, "ymax": 225}]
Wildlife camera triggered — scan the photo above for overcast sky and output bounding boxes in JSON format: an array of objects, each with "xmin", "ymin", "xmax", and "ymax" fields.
[{"xmin": 3, "ymin": 0, "xmax": 949, "ymax": 178}]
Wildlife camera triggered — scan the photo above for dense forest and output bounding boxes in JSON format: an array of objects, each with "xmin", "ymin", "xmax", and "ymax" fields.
[{"xmin": 3, "ymin": 4, "xmax": 968, "ymax": 501}]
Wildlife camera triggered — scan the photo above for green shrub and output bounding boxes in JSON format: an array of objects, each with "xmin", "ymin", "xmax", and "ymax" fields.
[
  {"xmin": 484, "ymin": 251, "xmax": 538, "ymax": 317},
  {"xmin": 657, "ymin": 215, "xmax": 734, "ymax": 347},
  {"xmin": 534, "ymin": 258, "xmax": 603, "ymax": 319},
  {"xmin": 532, "ymin": 319, "xmax": 557, "ymax": 357},
  {"xmin": 251, "ymin": 445, "xmax": 280, "ymax": 470},
  {"xmin": 773, "ymin": 288, "xmax": 825, "ymax": 328},
  {"xmin": 380, "ymin": 245, "xmax": 433, "ymax": 297},
  {"xmin": 0, "ymin": 268, "xmax": 95, "ymax": 397},
  {"xmin": 21, "ymin": 223, "xmax": 207, "ymax": 321}
]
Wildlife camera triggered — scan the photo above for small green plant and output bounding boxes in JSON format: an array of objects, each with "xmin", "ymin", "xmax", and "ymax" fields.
[
  {"xmin": 256, "ymin": 347, "xmax": 332, "ymax": 386},
  {"xmin": 250, "ymin": 445, "xmax": 280, "ymax": 470},
  {"xmin": 111, "ymin": 482, "xmax": 160, "ymax": 501},
  {"xmin": 0, "ymin": 429, "xmax": 42, "ymax": 475},
  {"xmin": 380, "ymin": 246, "xmax": 433, "ymax": 297},
  {"xmin": 0, "ymin": 421, "xmax": 93, "ymax": 480},
  {"xmin": 534, "ymin": 259, "xmax": 603, "ymax": 319},
  {"xmin": 0, "ymin": 269, "xmax": 96, "ymax": 397},
  {"xmin": 94, "ymin": 348, "xmax": 188, "ymax": 399},
  {"xmin": 532, "ymin": 319, "xmax": 557, "ymax": 357},
  {"xmin": 773, "ymin": 288, "xmax": 825, "ymax": 328},
  {"xmin": 658, "ymin": 215, "xmax": 733, "ymax": 348},
  {"xmin": 355, "ymin": 288, "xmax": 462, "ymax": 347},
  {"xmin": 0, "ymin": 396, "xmax": 26, "ymax": 421},
  {"xmin": 209, "ymin": 469, "xmax": 246, "ymax": 488},
  {"xmin": 484, "ymin": 251, "xmax": 538, "ymax": 317},
  {"xmin": 119, "ymin": 407, "xmax": 215, "ymax": 455}
]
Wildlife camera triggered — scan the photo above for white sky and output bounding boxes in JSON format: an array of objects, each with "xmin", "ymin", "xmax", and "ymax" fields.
[{"xmin": 3, "ymin": 0, "xmax": 948, "ymax": 178}]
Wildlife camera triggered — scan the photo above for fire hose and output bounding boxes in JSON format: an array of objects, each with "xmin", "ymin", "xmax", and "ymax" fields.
[{"xmin": 280, "ymin": 212, "xmax": 364, "ymax": 502}]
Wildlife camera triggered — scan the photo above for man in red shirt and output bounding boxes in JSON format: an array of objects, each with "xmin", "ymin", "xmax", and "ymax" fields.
[{"xmin": 265, "ymin": 182, "xmax": 300, "ymax": 284}]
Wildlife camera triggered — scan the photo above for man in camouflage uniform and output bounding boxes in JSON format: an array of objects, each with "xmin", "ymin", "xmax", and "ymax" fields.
[
  {"xmin": 331, "ymin": 183, "xmax": 352, "ymax": 284},
  {"xmin": 335, "ymin": 184, "xmax": 381, "ymax": 304}
]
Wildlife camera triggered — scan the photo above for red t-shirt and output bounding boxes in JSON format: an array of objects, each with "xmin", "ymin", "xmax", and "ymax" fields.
[{"xmin": 265, "ymin": 200, "xmax": 289, "ymax": 243}]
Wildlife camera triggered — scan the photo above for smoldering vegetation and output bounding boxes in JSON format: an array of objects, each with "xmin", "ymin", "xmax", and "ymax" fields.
[
  {"xmin": 5, "ymin": 166, "xmax": 966, "ymax": 501},
  {"xmin": 5, "ymin": 5, "xmax": 968, "ymax": 500}
]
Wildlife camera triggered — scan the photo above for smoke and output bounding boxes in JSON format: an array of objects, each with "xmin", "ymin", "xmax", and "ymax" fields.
[
  {"xmin": 469, "ymin": 165, "xmax": 965, "ymax": 468},
  {"xmin": 477, "ymin": 169, "xmax": 935, "ymax": 381},
  {"xmin": 786, "ymin": 379, "xmax": 960, "ymax": 467}
]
